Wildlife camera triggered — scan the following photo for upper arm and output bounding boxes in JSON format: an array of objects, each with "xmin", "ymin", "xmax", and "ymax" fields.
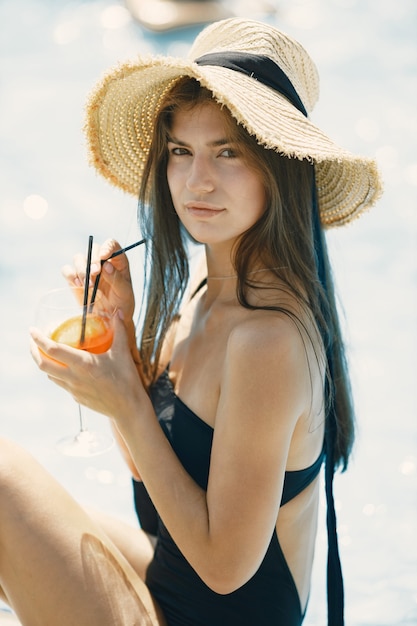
[{"xmin": 205, "ymin": 317, "xmax": 310, "ymax": 590}]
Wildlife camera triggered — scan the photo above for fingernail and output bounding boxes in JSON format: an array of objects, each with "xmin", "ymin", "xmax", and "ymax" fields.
[{"xmin": 103, "ymin": 262, "xmax": 114, "ymax": 274}]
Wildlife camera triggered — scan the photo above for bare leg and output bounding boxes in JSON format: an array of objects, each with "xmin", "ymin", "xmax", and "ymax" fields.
[
  {"xmin": 85, "ymin": 507, "xmax": 155, "ymax": 581},
  {"xmin": 0, "ymin": 438, "xmax": 166, "ymax": 626}
]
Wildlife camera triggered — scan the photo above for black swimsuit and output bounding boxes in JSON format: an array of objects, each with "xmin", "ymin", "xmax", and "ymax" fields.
[{"xmin": 133, "ymin": 370, "xmax": 325, "ymax": 626}]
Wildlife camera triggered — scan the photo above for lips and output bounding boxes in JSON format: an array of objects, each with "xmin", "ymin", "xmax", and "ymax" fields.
[{"xmin": 185, "ymin": 201, "xmax": 225, "ymax": 218}]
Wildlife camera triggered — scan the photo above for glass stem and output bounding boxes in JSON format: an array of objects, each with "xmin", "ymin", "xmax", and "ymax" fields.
[{"xmin": 78, "ymin": 404, "xmax": 87, "ymax": 432}]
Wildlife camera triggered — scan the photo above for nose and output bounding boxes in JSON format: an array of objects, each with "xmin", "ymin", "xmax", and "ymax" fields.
[{"xmin": 186, "ymin": 155, "xmax": 215, "ymax": 194}]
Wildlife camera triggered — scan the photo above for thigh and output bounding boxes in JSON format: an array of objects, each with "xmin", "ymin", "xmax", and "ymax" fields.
[
  {"xmin": 86, "ymin": 507, "xmax": 156, "ymax": 581},
  {"xmin": 0, "ymin": 438, "xmax": 166, "ymax": 626}
]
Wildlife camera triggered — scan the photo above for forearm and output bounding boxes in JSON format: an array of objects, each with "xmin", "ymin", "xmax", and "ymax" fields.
[
  {"xmin": 115, "ymin": 400, "xmax": 213, "ymax": 575},
  {"xmin": 111, "ymin": 421, "xmax": 141, "ymax": 480}
]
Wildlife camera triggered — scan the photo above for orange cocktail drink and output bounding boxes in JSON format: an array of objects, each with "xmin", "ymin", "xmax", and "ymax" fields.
[
  {"xmin": 50, "ymin": 314, "xmax": 113, "ymax": 354},
  {"xmin": 37, "ymin": 286, "xmax": 114, "ymax": 362}
]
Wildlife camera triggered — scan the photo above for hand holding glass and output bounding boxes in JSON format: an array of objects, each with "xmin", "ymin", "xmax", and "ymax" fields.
[{"xmin": 36, "ymin": 286, "xmax": 115, "ymax": 457}]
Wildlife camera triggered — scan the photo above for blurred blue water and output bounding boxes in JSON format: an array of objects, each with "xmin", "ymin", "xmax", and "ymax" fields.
[{"xmin": 0, "ymin": 1, "xmax": 416, "ymax": 624}]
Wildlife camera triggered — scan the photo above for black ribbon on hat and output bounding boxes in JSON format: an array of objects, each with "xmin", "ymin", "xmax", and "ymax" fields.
[
  {"xmin": 312, "ymin": 181, "xmax": 345, "ymax": 626},
  {"xmin": 196, "ymin": 49, "xmax": 344, "ymax": 626},
  {"xmin": 195, "ymin": 51, "xmax": 308, "ymax": 117}
]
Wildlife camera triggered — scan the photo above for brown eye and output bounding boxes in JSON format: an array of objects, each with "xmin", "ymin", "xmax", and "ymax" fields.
[
  {"xmin": 170, "ymin": 147, "xmax": 190, "ymax": 156},
  {"xmin": 219, "ymin": 147, "xmax": 237, "ymax": 158}
]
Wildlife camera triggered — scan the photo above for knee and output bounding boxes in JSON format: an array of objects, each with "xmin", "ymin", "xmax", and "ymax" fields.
[{"xmin": 0, "ymin": 437, "xmax": 34, "ymax": 487}]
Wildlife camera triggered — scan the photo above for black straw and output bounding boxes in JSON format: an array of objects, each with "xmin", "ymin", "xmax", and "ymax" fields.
[
  {"xmin": 80, "ymin": 235, "xmax": 94, "ymax": 345},
  {"xmin": 107, "ymin": 239, "xmax": 146, "ymax": 260},
  {"xmin": 89, "ymin": 239, "xmax": 146, "ymax": 310}
]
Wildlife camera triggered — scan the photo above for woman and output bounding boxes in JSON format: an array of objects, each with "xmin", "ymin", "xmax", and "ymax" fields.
[{"xmin": 1, "ymin": 18, "xmax": 381, "ymax": 626}]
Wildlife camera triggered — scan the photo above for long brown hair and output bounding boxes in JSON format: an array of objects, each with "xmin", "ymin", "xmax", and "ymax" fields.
[{"xmin": 138, "ymin": 78, "xmax": 354, "ymax": 470}]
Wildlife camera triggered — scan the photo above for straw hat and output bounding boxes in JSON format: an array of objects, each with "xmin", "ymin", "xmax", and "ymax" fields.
[{"xmin": 85, "ymin": 18, "xmax": 382, "ymax": 227}]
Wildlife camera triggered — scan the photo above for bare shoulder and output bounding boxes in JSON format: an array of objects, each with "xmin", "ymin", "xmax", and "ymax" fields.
[
  {"xmin": 220, "ymin": 307, "xmax": 324, "ymax": 435},
  {"xmin": 226, "ymin": 310, "xmax": 311, "ymax": 373},
  {"xmin": 216, "ymin": 311, "xmax": 325, "ymax": 469}
]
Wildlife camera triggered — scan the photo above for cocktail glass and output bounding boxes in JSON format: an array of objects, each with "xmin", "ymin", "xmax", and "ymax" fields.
[{"xmin": 36, "ymin": 286, "xmax": 115, "ymax": 457}]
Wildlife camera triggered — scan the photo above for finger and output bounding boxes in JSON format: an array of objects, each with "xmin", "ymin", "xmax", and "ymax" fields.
[
  {"xmin": 30, "ymin": 329, "xmax": 66, "ymax": 367},
  {"xmin": 99, "ymin": 239, "xmax": 122, "ymax": 263},
  {"xmin": 61, "ymin": 263, "xmax": 82, "ymax": 287},
  {"xmin": 72, "ymin": 243, "xmax": 101, "ymax": 284},
  {"xmin": 30, "ymin": 334, "xmax": 80, "ymax": 400},
  {"xmin": 30, "ymin": 328, "xmax": 80, "ymax": 371},
  {"xmin": 46, "ymin": 374, "xmax": 77, "ymax": 398},
  {"xmin": 30, "ymin": 338, "xmax": 70, "ymax": 382},
  {"xmin": 99, "ymin": 239, "xmax": 133, "ymax": 279},
  {"xmin": 72, "ymin": 253, "xmax": 88, "ymax": 282},
  {"xmin": 30, "ymin": 334, "xmax": 44, "ymax": 367},
  {"xmin": 97, "ymin": 262, "xmax": 135, "ymax": 311},
  {"xmin": 90, "ymin": 241, "xmax": 115, "ymax": 279}
]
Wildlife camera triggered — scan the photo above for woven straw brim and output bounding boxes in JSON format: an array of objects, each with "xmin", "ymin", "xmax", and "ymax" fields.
[{"xmin": 85, "ymin": 57, "xmax": 383, "ymax": 228}]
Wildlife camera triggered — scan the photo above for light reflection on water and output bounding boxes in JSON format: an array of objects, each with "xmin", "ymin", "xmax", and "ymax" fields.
[{"xmin": 0, "ymin": 1, "xmax": 416, "ymax": 624}]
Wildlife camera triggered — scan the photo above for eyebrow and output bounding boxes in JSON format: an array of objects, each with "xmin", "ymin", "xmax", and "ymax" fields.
[{"xmin": 166, "ymin": 135, "xmax": 231, "ymax": 148}]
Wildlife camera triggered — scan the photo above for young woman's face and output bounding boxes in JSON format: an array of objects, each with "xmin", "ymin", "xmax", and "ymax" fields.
[{"xmin": 166, "ymin": 103, "xmax": 266, "ymax": 247}]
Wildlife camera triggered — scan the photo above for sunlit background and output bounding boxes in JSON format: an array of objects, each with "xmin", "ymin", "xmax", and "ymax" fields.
[{"xmin": 0, "ymin": 1, "xmax": 416, "ymax": 624}]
